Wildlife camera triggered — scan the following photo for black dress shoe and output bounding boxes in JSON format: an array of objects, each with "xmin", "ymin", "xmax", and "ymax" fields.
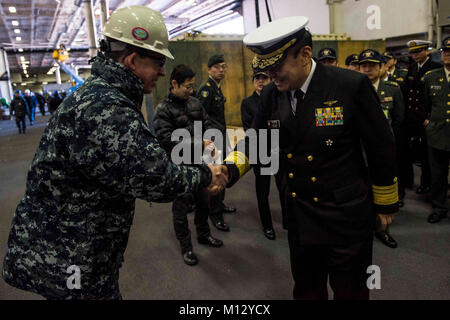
[
  {"xmin": 183, "ymin": 251, "xmax": 198, "ymax": 266},
  {"xmin": 223, "ymin": 205, "xmax": 236, "ymax": 214},
  {"xmin": 374, "ymin": 231, "xmax": 397, "ymax": 248},
  {"xmin": 427, "ymin": 212, "xmax": 448, "ymax": 223},
  {"xmin": 263, "ymin": 229, "xmax": 276, "ymax": 240},
  {"xmin": 213, "ymin": 221, "xmax": 230, "ymax": 232},
  {"xmin": 198, "ymin": 236, "xmax": 223, "ymax": 247},
  {"xmin": 416, "ymin": 186, "xmax": 431, "ymax": 194}
]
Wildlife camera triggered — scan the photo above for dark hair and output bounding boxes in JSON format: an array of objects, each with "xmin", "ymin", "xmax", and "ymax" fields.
[
  {"xmin": 170, "ymin": 64, "xmax": 195, "ymax": 88},
  {"xmin": 291, "ymin": 30, "xmax": 313, "ymax": 58}
]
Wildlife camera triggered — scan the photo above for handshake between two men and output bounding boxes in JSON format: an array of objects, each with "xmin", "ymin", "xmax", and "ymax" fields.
[{"xmin": 203, "ymin": 139, "xmax": 229, "ymax": 196}]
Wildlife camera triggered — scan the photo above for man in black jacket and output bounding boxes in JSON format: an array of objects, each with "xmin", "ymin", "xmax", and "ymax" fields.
[
  {"xmin": 153, "ymin": 65, "xmax": 223, "ymax": 266},
  {"xmin": 221, "ymin": 16, "xmax": 398, "ymax": 299},
  {"xmin": 403, "ymin": 40, "xmax": 442, "ymax": 195},
  {"xmin": 10, "ymin": 90, "xmax": 28, "ymax": 134}
]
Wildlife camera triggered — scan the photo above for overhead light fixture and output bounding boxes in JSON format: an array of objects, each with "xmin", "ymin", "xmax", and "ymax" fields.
[
  {"xmin": 43, "ymin": 82, "xmax": 48, "ymax": 85},
  {"xmin": 14, "ymin": 29, "xmax": 20, "ymax": 34},
  {"xmin": 16, "ymin": 36, "xmax": 22, "ymax": 41},
  {"xmin": 18, "ymin": 48, "xmax": 23, "ymax": 52},
  {"xmin": 21, "ymin": 83, "xmax": 27, "ymax": 86},
  {"xmin": 9, "ymin": 7, "xmax": 17, "ymax": 13},
  {"xmin": 12, "ymin": 21, "xmax": 19, "ymax": 26},
  {"xmin": 20, "ymin": 56, "xmax": 25, "ymax": 61}
]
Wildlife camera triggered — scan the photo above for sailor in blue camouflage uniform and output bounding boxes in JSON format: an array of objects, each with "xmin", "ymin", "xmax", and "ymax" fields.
[
  {"xmin": 359, "ymin": 49, "xmax": 405, "ymax": 249},
  {"xmin": 220, "ymin": 16, "xmax": 399, "ymax": 300},
  {"xmin": 2, "ymin": 6, "xmax": 226, "ymax": 300},
  {"xmin": 421, "ymin": 36, "xmax": 450, "ymax": 223}
]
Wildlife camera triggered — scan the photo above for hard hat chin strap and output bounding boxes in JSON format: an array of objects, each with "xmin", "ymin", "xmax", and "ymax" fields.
[{"xmin": 99, "ymin": 38, "xmax": 127, "ymax": 53}]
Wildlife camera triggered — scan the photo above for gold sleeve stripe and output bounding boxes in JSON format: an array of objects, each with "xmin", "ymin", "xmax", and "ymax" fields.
[
  {"xmin": 372, "ymin": 180, "xmax": 399, "ymax": 205},
  {"xmin": 224, "ymin": 151, "xmax": 251, "ymax": 178}
]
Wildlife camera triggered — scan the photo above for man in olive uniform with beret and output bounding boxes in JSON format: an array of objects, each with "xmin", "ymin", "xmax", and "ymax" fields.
[
  {"xmin": 421, "ymin": 36, "xmax": 450, "ymax": 223},
  {"xmin": 220, "ymin": 16, "xmax": 398, "ymax": 300},
  {"xmin": 404, "ymin": 40, "xmax": 442, "ymax": 195},
  {"xmin": 318, "ymin": 47, "xmax": 338, "ymax": 66},
  {"xmin": 197, "ymin": 54, "xmax": 236, "ymax": 232},
  {"xmin": 345, "ymin": 54, "xmax": 360, "ymax": 72},
  {"xmin": 359, "ymin": 49, "xmax": 405, "ymax": 248}
]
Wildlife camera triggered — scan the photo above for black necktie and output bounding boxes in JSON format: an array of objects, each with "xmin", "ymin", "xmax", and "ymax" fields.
[{"xmin": 293, "ymin": 89, "xmax": 304, "ymax": 116}]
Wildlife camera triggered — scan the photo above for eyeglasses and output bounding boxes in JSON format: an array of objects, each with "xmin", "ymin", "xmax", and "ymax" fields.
[{"xmin": 139, "ymin": 51, "xmax": 166, "ymax": 68}]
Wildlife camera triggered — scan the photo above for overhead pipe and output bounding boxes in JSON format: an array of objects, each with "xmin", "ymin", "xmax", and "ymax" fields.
[
  {"xmin": 0, "ymin": 4, "xmax": 22, "ymax": 71},
  {"xmin": 5, "ymin": 47, "xmax": 89, "ymax": 54},
  {"xmin": 100, "ymin": 0, "xmax": 109, "ymax": 29},
  {"xmin": 255, "ymin": 0, "xmax": 260, "ymax": 27},
  {"xmin": 435, "ymin": 0, "xmax": 442, "ymax": 49},
  {"xmin": 428, "ymin": 0, "xmax": 434, "ymax": 42},
  {"xmin": 30, "ymin": 0, "xmax": 35, "ymax": 47},
  {"xmin": 82, "ymin": 0, "xmax": 98, "ymax": 58},
  {"xmin": 47, "ymin": 0, "xmax": 63, "ymax": 40},
  {"xmin": 169, "ymin": 0, "xmax": 241, "ymax": 36}
]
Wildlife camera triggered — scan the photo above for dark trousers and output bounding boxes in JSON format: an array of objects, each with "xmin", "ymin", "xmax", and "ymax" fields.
[
  {"xmin": 173, "ymin": 193, "xmax": 211, "ymax": 254},
  {"xmin": 253, "ymin": 166, "xmax": 273, "ymax": 230},
  {"xmin": 395, "ymin": 129, "xmax": 408, "ymax": 199},
  {"xmin": 288, "ymin": 231, "xmax": 373, "ymax": 300},
  {"xmin": 404, "ymin": 129, "xmax": 431, "ymax": 188},
  {"xmin": 275, "ymin": 170, "xmax": 288, "ymax": 230},
  {"xmin": 15, "ymin": 116, "xmax": 26, "ymax": 133},
  {"xmin": 39, "ymin": 104, "xmax": 46, "ymax": 116},
  {"xmin": 429, "ymin": 147, "xmax": 449, "ymax": 215},
  {"xmin": 209, "ymin": 189, "xmax": 225, "ymax": 224}
]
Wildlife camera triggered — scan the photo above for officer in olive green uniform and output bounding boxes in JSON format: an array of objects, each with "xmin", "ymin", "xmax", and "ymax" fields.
[
  {"xmin": 197, "ymin": 54, "xmax": 236, "ymax": 232},
  {"xmin": 345, "ymin": 54, "xmax": 360, "ymax": 71},
  {"xmin": 359, "ymin": 49, "xmax": 405, "ymax": 249},
  {"xmin": 421, "ymin": 36, "xmax": 450, "ymax": 223},
  {"xmin": 383, "ymin": 52, "xmax": 408, "ymax": 85},
  {"xmin": 404, "ymin": 40, "xmax": 442, "ymax": 194}
]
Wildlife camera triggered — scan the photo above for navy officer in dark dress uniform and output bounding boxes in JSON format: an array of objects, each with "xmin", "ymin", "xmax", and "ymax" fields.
[
  {"xmin": 220, "ymin": 16, "xmax": 399, "ymax": 300},
  {"xmin": 241, "ymin": 69, "xmax": 283, "ymax": 239}
]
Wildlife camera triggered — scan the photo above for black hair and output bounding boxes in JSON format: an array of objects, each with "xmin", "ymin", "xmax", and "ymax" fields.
[
  {"xmin": 170, "ymin": 64, "xmax": 196, "ymax": 88},
  {"xmin": 291, "ymin": 30, "xmax": 313, "ymax": 58}
]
